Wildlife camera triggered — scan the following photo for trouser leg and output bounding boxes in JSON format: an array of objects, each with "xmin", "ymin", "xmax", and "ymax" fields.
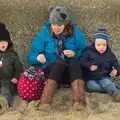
[{"xmin": 67, "ymin": 60, "xmax": 85, "ymax": 103}]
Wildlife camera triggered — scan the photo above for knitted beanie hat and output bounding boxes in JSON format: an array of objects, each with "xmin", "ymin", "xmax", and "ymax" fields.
[
  {"xmin": 93, "ymin": 28, "xmax": 110, "ymax": 41},
  {"xmin": 49, "ymin": 6, "xmax": 70, "ymax": 25},
  {"xmin": 0, "ymin": 23, "xmax": 13, "ymax": 47}
]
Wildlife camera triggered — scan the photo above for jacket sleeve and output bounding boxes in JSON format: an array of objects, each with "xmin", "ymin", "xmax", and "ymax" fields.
[
  {"xmin": 79, "ymin": 48, "xmax": 92, "ymax": 69},
  {"xmin": 111, "ymin": 52, "xmax": 120, "ymax": 75},
  {"xmin": 13, "ymin": 53, "xmax": 23, "ymax": 79},
  {"xmin": 27, "ymin": 31, "xmax": 45, "ymax": 65},
  {"xmin": 73, "ymin": 25, "xmax": 87, "ymax": 59}
]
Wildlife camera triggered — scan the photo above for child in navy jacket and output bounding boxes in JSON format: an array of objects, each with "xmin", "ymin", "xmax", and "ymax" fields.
[{"xmin": 80, "ymin": 28, "xmax": 120, "ymax": 101}]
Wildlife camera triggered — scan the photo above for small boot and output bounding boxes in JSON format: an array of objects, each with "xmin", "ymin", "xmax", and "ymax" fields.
[
  {"xmin": 112, "ymin": 92, "xmax": 120, "ymax": 102},
  {"xmin": 39, "ymin": 79, "xmax": 57, "ymax": 112},
  {"xmin": 71, "ymin": 80, "xmax": 85, "ymax": 111}
]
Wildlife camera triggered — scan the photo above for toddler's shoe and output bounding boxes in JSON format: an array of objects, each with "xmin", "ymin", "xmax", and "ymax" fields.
[{"xmin": 112, "ymin": 92, "xmax": 120, "ymax": 102}]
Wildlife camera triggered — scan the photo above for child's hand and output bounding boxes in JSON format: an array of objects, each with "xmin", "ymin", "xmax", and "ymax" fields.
[
  {"xmin": 37, "ymin": 54, "xmax": 46, "ymax": 64},
  {"xmin": 90, "ymin": 65, "xmax": 98, "ymax": 71},
  {"xmin": 0, "ymin": 61, "xmax": 3, "ymax": 68},
  {"xmin": 0, "ymin": 64, "xmax": 3, "ymax": 68},
  {"xmin": 63, "ymin": 50, "xmax": 75, "ymax": 57},
  {"xmin": 11, "ymin": 78, "xmax": 18, "ymax": 84},
  {"xmin": 110, "ymin": 67, "xmax": 118, "ymax": 76}
]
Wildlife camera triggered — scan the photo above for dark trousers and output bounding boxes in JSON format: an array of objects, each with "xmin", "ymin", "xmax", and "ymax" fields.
[
  {"xmin": 0, "ymin": 79, "xmax": 17, "ymax": 106},
  {"xmin": 41, "ymin": 59, "xmax": 85, "ymax": 104},
  {"xmin": 46, "ymin": 59, "xmax": 83, "ymax": 84}
]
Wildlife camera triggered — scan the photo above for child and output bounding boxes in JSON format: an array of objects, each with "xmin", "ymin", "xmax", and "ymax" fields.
[
  {"xmin": 80, "ymin": 28, "xmax": 120, "ymax": 101},
  {"xmin": 0, "ymin": 23, "xmax": 22, "ymax": 110}
]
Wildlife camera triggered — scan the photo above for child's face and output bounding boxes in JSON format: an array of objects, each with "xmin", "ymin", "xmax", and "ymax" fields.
[
  {"xmin": 0, "ymin": 41, "xmax": 8, "ymax": 52},
  {"xmin": 95, "ymin": 38, "xmax": 107, "ymax": 53},
  {"xmin": 51, "ymin": 24, "xmax": 65, "ymax": 35}
]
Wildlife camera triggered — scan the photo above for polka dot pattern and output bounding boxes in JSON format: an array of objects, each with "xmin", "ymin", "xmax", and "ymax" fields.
[{"xmin": 17, "ymin": 68, "xmax": 46, "ymax": 101}]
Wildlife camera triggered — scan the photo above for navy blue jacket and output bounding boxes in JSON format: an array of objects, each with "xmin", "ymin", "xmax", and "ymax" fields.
[{"xmin": 80, "ymin": 45, "xmax": 120, "ymax": 81}]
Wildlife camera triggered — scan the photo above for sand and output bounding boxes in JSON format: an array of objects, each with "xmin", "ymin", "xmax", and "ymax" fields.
[{"xmin": 0, "ymin": 88, "xmax": 120, "ymax": 120}]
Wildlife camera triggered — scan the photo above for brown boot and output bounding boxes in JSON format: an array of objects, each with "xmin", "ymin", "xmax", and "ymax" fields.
[
  {"xmin": 71, "ymin": 80, "xmax": 85, "ymax": 111},
  {"xmin": 39, "ymin": 79, "xmax": 57, "ymax": 111}
]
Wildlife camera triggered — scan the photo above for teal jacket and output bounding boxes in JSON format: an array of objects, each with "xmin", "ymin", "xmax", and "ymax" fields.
[{"xmin": 27, "ymin": 20, "xmax": 86, "ymax": 68}]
